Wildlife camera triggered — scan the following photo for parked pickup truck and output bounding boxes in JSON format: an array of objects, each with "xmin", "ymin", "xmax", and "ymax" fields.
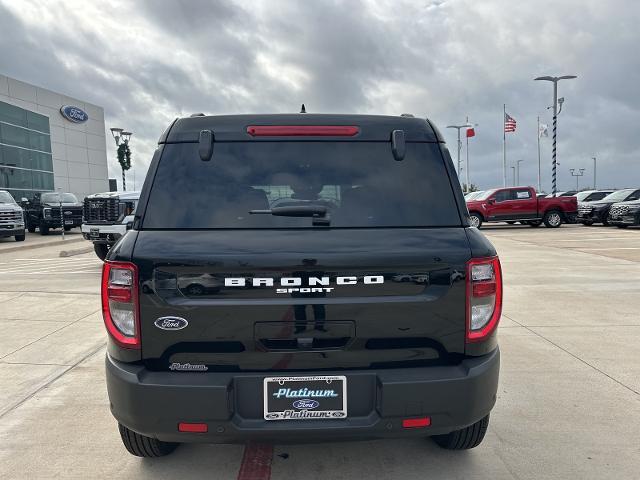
[
  {"xmin": 466, "ymin": 186, "xmax": 577, "ymax": 228},
  {"xmin": 103, "ymin": 113, "xmax": 501, "ymax": 457},
  {"xmin": 81, "ymin": 191, "xmax": 140, "ymax": 260},
  {"xmin": 0, "ymin": 190, "xmax": 25, "ymax": 242},
  {"xmin": 23, "ymin": 192, "xmax": 83, "ymax": 235}
]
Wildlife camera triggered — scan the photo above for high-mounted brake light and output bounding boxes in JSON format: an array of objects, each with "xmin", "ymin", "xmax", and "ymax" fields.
[
  {"xmin": 466, "ymin": 257, "xmax": 502, "ymax": 343},
  {"xmin": 101, "ymin": 261, "xmax": 140, "ymax": 348},
  {"xmin": 246, "ymin": 125, "xmax": 359, "ymax": 137}
]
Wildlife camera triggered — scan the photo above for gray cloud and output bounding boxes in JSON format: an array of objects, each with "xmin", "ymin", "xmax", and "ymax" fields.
[{"xmin": 1, "ymin": 0, "xmax": 638, "ymax": 192}]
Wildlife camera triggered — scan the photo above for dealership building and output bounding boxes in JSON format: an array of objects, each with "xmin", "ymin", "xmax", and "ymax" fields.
[{"xmin": 0, "ymin": 74, "xmax": 109, "ymax": 202}]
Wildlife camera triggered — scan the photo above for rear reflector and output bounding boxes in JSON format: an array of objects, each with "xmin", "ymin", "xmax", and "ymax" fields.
[
  {"xmin": 246, "ymin": 125, "xmax": 359, "ymax": 137},
  {"xmin": 178, "ymin": 422, "xmax": 208, "ymax": 433},
  {"xmin": 402, "ymin": 417, "xmax": 431, "ymax": 429}
]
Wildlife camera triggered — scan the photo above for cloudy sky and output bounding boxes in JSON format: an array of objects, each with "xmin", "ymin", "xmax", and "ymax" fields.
[{"xmin": 1, "ymin": 0, "xmax": 638, "ymax": 192}]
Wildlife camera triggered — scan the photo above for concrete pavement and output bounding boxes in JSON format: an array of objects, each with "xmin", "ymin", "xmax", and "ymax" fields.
[{"xmin": 0, "ymin": 225, "xmax": 639, "ymax": 479}]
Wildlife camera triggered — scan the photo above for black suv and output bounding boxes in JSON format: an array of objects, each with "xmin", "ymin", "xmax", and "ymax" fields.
[
  {"xmin": 577, "ymin": 189, "xmax": 640, "ymax": 225},
  {"xmin": 103, "ymin": 114, "xmax": 502, "ymax": 457},
  {"xmin": 23, "ymin": 192, "xmax": 83, "ymax": 235},
  {"xmin": 608, "ymin": 199, "xmax": 640, "ymax": 228}
]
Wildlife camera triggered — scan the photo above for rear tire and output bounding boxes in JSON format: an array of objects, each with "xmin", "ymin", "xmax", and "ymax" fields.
[
  {"xmin": 27, "ymin": 223, "xmax": 36, "ymax": 233},
  {"xmin": 617, "ymin": 225, "xmax": 629, "ymax": 229},
  {"xmin": 93, "ymin": 243, "xmax": 109, "ymax": 261},
  {"xmin": 15, "ymin": 234, "xmax": 25, "ymax": 242},
  {"xmin": 64, "ymin": 226, "xmax": 71, "ymax": 231},
  {"xmin": 118, "ymin": 423, "xmax": 179, "ymax": 457},
  {"xmin": 543, "ymin": 210, "xmax": 562, "ymax": 228},
  {"xmin": 469, "ymin": 213, "xmax": 483, "ymax": 228},
  {"xmin": 581, "ymin": 220, "xmax": 594, "ymax": 226},
  {"xmin": 39, "ymin": 222, "xmax": 50, "ymax": 235},
  {"xmin": 432, "ymin": 415, "xmax": 490, "ymax": 450}
]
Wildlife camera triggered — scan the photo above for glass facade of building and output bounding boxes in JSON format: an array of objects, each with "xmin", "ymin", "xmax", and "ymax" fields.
[{"xmin": 0, "ymin": 99, "xmax": 54, "ymax": 201}]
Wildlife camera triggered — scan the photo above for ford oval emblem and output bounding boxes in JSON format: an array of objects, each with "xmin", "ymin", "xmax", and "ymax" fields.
[
  {"xmin": 154, "ymin": 316, "xmax": 188, "ymax": 330},
  {"xmin": 60, "ymin": 105, "xmax": 88, "ymax": 124},
  {"xmin": 292, "ymin": 399, "xmax": 319, "ymax": 410}
]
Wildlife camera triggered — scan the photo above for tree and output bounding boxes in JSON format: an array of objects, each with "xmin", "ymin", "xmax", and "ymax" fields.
[{"xmin": 462, "ymin": 183, "xmax": 478, "ymax": 192}]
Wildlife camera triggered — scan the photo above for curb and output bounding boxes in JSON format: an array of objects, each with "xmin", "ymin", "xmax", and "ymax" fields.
[
  {"xmin": 60, "ymin": 245, "xmax": 94, "ymax": 257},
  {"xmin": 0, "ymin": 237, "xmax": 85, "ymax": 255}
]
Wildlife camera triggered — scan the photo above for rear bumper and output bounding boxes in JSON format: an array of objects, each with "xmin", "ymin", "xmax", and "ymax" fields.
[{"xmin": 106, "ymin": 348, "xmax": 500, "ymax": 443}]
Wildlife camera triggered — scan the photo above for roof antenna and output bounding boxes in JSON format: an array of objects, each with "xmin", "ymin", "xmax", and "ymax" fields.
[{"xmin": 300, "ymin": 103, "xmax": 306, "ymax": 113}]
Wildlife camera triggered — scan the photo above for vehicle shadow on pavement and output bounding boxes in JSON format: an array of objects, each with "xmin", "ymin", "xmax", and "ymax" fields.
[{"xmin": 131, "ymin": 437, "xmax": 508, "ymax": 480}]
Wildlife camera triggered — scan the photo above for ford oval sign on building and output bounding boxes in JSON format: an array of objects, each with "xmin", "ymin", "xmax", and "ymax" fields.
[{"xmin": 60, "ymin": 105, "xmax": 88, "ymax": 124}]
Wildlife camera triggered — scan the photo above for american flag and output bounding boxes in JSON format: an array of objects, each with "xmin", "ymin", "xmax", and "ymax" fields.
[{"xmin": 504, "ymin": 113, "xmax": 517, "ymax": 133}]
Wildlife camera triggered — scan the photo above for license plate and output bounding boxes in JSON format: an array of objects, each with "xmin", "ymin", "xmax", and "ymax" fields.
[
  {"xmin": 263, "ymin": 375, "xmax": 347, "ymax": 421},
  {"xmin": 89, "ymin": 228, "xmax": 100, "ymax": 239},
  {"xmin": 65, "ymin": 219, "xmax": 74, "ymax": 225}
]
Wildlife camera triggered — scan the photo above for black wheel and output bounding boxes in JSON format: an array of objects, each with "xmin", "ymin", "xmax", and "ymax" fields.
[
  {"xmin": 543, "ymin": 210, "xmax": 562, "ymax": 228},
  {"xmin": 93, "ymin": 243, "xmax": 109, "ymax": 261},
  {"xmin": 617, "ymin": 225, "xmax": 629, "ymax": 229},
  {"xmin": 118, "ymin": 423, "xmax": 178, "ymax": 458},
  {"xmin": 581, "ymin": 220, "xmax": 594, "ymax": 226},
  {"xmin": 601, "ymin": 215, "xmax": 610, "ymax": 226},
  {"xmin": 64, "ymin": 226, "xmax": 71, "ymax": 231},
  {"xmin": 186, "ymin": 283, "xmax": 205, "ymax": 296},
  {"xmin": 39, "ymin": 222, "xmax": 50, "ymax": 235},
  {"xmin": 15, "ymin": 234, "xmax": 25, "ymax": 242},
  {"xmin": 27, "ymin": 223, "xmax": 36, "ymax": 233},
  {"xmin": 432, "ymin": 415, "xmax": 489, "ymax": 450},
  {"xmin": 469, "ymin": 213, "xmax": 483, "ymax": 228},
  {"xmin": 505, "ymin": 221, "xmax": 516, "ymax": 225}
]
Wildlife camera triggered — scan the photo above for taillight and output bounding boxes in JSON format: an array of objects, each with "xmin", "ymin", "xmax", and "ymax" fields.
[
  {"xmin": 246, "ymin": 125, "xmax": 360, "ymax": 137},
  {"xmin": 466, "ymin": 257, "xmax": 502, "ymax": 342},
  {"xmin": 101, "ymin": 261, "xmax": 140, "ymax": 349}
]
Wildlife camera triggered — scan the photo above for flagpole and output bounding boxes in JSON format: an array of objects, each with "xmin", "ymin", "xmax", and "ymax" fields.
[
  {"xmin": 465, "ymin": 115, "xmax": 470, "ymax": 192},
  {"xmin": 502, "ymin": 104, "xmax": 506, "ymax": 187},
  {"xmin": 537, "ymin": 116, "xmax": 542, "ymax": 193}
]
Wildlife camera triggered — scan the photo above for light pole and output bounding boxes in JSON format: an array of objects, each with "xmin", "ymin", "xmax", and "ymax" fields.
[
  {"xmin": 447, "ymin": 123, "xmax": 471, "ymax": 190},
  {"xmin": 510, "ymin": 166, "xmax": 516, "ymax": 186},
  {"xmin": 534, "ymin": 75, "xmax": 577, "ymax": 196},
  {"xmin": 516, "ymin": 159, "xmax": 524, "ymax": 185},
  {"xmin": 592, "ymin": 157, "xmax": 597, "ymax": 189},
  {"xmin": 110, "ymin": 128, "xmax": 132, "ymax": 191},
  {"xmin": 569, "ymin": 168, "xmax": 585, "ymax": 191}
]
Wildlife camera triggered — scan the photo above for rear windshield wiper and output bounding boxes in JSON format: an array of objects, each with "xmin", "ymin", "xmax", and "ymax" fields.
[{"xmin": 250, "ymin": 205, "xmax": 330, "ymax": 226}]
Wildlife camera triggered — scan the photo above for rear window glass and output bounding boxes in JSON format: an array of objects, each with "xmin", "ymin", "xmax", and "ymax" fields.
[{"xmin": 142, "ymin": 142, "xmax": 461, "ymax": 229}]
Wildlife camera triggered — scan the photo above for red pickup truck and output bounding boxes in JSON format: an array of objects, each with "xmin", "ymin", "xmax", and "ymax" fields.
[{"xmin": 466, "ymin": 186, "xmax": 577, "ymax": 228}]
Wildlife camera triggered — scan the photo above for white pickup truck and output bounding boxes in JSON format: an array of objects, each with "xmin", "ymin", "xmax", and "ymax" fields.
[
  {"xmin": 0, "ymin": 190, "xmax": 26, "ymax": 242},
  {"xmin": 81, "ymin": 191, "xmax": 140, "ymax": 260}
]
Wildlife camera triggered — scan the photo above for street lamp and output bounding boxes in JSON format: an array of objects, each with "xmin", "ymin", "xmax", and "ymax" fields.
[
  {"xmin": 110, "ymin": 128, "xmax": 133, "ymax": 191},
  {"xmin": 516, "ymin": 159, "xmax": 524, "ymax": 186},
  {"xmin": 447, "ymin": 123, "xmax": 472, "ymax": 191},
  {"xmin": 569, "ymin": 168, "xmax": 585, "ymax": 191},
  {"xmin": 534, "ymin": 75, "xmax": 577, "ymax": 196},
  {"xmin": 510, "ymin": 166, "xmax": 516, "ymax": 186},
  {"xmin": 592, "ymin": 157, "xmax": 597, "ymax": 189}
]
